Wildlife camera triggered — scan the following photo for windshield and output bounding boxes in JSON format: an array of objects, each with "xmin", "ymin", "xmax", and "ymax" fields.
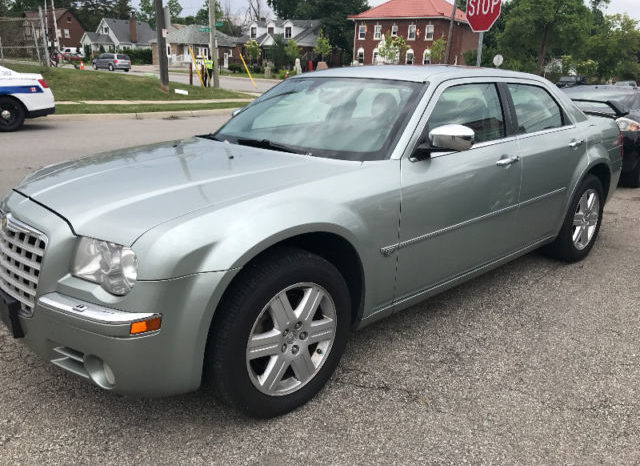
[{"xmin": 214, "ymin": 77, "xmax": 424, "ymax": 161}]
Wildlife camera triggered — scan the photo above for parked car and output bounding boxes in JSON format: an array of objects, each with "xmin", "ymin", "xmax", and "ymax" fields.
[
  {"xmin": 92, "ymin": 53, "xmax": 131, "ymax": 72},
  {"xmin": 61, "ymin": 51, "xmax": 83, "ymax": 62},
  {"xmin": 614, "ymin": 80, "xmax": 638, "ymax": 89},
  {"xmin": 0, "ymin": 66, "xmax": 622, "ymax": 417},
  {"xmin": 556, "ymin": 75, "xmax": 588, "ymax": 88},
  {"xmin": 0, "ymin": 65, "xmax": 55, "ymax": 131},
  {"xmin": 563, "ymin": 85, "xmax": 640, "ymax": 187}
]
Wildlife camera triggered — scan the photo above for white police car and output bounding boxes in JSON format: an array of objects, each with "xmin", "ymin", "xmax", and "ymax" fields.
[{"xmin": 0, "ymin": 65, "xmax": 55, "ymax": 132}]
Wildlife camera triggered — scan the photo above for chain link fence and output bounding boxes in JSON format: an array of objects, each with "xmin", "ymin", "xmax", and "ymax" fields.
[{"xmin": 0, "ymin": 13, "xmax": 49, "ymax": 66}]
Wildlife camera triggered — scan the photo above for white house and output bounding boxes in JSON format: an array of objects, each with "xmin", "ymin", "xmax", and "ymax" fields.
[{"xmin": 81, "ymin": 17, "xmax": 155, "ymax": 53}]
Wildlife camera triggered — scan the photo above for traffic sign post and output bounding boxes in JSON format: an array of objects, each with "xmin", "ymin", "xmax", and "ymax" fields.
[{"xmin": 466, "ymin": 0, "xmax": 502, "ymax": 67}]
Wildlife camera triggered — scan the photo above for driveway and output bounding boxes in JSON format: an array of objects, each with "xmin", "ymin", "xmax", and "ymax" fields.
[{"xmin": 0, "ymin": 116, "xmax": 639, "ymax": 464}]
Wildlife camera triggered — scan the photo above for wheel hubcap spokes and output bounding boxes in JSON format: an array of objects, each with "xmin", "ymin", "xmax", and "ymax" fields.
[
  {"xmin": 246, "ymin": 283, "xmax": 337, "ymax": 396},
  {"xmin": 572, "ymin": 189, "xmax": 600, "ymax": 250},
  {"xmin": 1, "ymin": 109, "xmax": 11, "ymax": 121}
]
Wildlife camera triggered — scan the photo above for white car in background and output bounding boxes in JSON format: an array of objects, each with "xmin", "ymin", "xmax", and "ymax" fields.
[{"xmin": 0, "ymin": 65, "xmax": 55, "ymax": 132}]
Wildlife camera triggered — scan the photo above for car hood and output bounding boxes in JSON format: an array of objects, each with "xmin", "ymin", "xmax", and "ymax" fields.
[{"xmin": 15, "ymin": 138, "xmax": 360, "ymax": 245}]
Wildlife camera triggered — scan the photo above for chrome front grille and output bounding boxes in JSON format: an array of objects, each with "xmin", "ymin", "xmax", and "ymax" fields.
[{"xmin": 0, "ymin": 211, "xmax": 47, "ymax": 316}]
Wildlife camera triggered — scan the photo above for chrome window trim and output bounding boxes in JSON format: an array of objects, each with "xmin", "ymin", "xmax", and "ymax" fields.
[{"xmin": 395, "ymin": 76, "xmax": 577, "ymax": 161}]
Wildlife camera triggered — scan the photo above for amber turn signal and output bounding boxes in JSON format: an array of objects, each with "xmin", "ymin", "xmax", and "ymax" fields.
[{"xmin": 130, "ymin": 316, "xmax": 162, "ymax": 335}]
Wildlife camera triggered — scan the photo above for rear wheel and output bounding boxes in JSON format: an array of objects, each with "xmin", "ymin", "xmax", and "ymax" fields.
[
  {"xmin": 108, "ymin": 63, "xmax": 114, "ymax": 71},
  {"xmin": 544, "ymin": 175, "xmax": 604, "ymax": 262},
  {"xmin": 92, "ymin": 62, "xmax": 97, "ymax": 70},
  {"xmin": 207, "ymin": 247, "xmax": 350, "ymax": 418},
  {"xmin": 0, "ymin": 96, "xmax": 26, "ymax": 132},
  {"xmin": 124, "ymin": 68, "xmax": 129, "ymax": 72}
]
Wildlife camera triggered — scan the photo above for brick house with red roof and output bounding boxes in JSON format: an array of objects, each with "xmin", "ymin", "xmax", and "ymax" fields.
[{"xmin": 348, "ymin": 0, "xmax": 479, "ymax": 66}]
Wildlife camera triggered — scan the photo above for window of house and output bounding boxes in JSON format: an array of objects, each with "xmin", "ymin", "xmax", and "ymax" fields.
[
  {"xmin": 406, "ymin": 49, "xmax": 414, "ymax": 65},
  {"xmin": 358, "ymin": 25, "xmax": 366, "ymax": 40},
  {"xmin": 374, "ymin": 25, "xmax": 382, "ymax": 40},
  {"xmin": 268, "ymin": 27, "xmax": 274, "ymax": 35},
  {"xmin": 408, "ymin": 25, "xmax": 416, "ymax": 40},
  {"xmin": 372, "ymin": 49, "xmax": 379, "ymax": 64},
  {"xmin": 104, "ymin": 26, "xmax": 109, "ymax": 34},
  {"xmin": 423, "ymin": 49, "xmax": 431, "ymax": 64},
  {"xmin": 26, "ymin": 27, "xmax": 32, "ymax": 36},
  {"xmin": 64, "ymin": 29, "xmax": 70, "ymax": 38},
  {"xmin": 285, "ymin": 26, "xmax": 292, "ymax": 39},
  {"xmin": 507, "ymin": 84, "xmax": 564, "ymax": 134},
  {"xmin": 167, "ymin": 45, "xmax": 171, "ymax": 56},
  {"xmin": 425, "ymin": 24, "xmax": 434, "ymax": 41},
  {"xmin": 428, "ymin": 83, "xmax": 506, "ymax": 144},
  {"xmin": 391, "ymin": 24, "xmax": 398, "ymax": 37},
  {"xmin": 250, "ymin": 26, "xmax": 257, "ymax": 39},
  {"xmin": 357, "ymin": 47, "xmax": 364, "ymax": 64}
]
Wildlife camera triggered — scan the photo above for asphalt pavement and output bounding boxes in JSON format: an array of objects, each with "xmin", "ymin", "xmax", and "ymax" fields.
[{"xmin": 0, "ymin": 117, "xmax": 639, "ymax": 464}]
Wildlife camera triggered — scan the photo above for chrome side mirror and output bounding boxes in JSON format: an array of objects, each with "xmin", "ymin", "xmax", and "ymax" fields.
[
  {"xmin": 232, "ymin": 108, "xmax": 244, "ymax": 117},
  {"xmin": 428, "ymin": 124, "xmax": 475, "ymax": 152}
]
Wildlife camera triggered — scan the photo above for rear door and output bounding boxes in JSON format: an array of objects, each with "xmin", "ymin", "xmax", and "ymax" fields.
[{"xmin": 506, "ymin": 83, "xmax": 587, "ymax": 245}]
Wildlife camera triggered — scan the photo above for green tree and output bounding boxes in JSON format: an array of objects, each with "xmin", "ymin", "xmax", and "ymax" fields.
[
  {"xmin": 378, "ymin": 33, "xmax": 408, "ymax": 64},
  {"xmin": 430, "ymin": 36, "xmax": 446, "ymax": 64},
  {"xmin": 498, "ymin": 0, "xmax": 591, "ymax": 75},
  {"xmin": 245, "ymin": 39, "xmax": 261, "ymax": 64},
  {"xmin": 167, "ymin": 0, "xmax": 183, "ymax": 21},
  {"xmin": 113, "ymin": 0, "xmax": 132, "ymax": 19},
  {"xmin": 314, "ymin": 30, "xmax": 333, "ymax": 61},
  {"xmin": 586, "ymin": 13, "xmax": 640, "ymax": 80},
  {"xmin": 284, "ymin": 39, "xmax": 299, "ymax": 66},
  {"xmin": 267, "ymin": 34, "xmax": 288, "ymax": 70},
  {"xmin": 195, "ymin": 0, "xmax": 223, "ymax": 26},
  {"xmin": 576, "ymin": 59, "xmax": 598, "ymax": 78},
  {"xmin": 137, "ymin": 0, "xmax": 155, "ymax": 24}
]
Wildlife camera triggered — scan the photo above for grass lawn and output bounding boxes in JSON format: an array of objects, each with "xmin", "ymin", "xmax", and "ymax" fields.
[
  {"xmin": 55, "ymin": 101, "xmax": 249, "ymax": 114},
  {"xmin": 5, "ymin": 63, "xmax": 251, "ymax": 101}
]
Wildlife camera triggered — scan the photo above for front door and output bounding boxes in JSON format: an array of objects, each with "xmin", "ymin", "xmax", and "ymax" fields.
[{"xmin": 395, "ymin": 82, "xmax": 523, "ymax": 302}]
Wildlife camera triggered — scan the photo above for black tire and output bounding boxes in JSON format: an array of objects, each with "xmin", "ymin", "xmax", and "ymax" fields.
[
  {"xmin": 124, "ymin": 69, "xmax": 130, "ymax": 72},
  {"xmin": 206, "ymin": 247, "xmax": 351, "ymax": 418},
  {"xmin": 0, "ymin": 96, "xmax": 26, "ymax": 132},
  {"xmin": 92, "ymin": 62, "xmax": 97, "ymax": 70},
  {"xmin": 544, "ymin": 175, "xmax": 604, "ymax": 262},
  {"xmin": 108, "ymin": 63, "xmax": 114, "ymax": 71}
]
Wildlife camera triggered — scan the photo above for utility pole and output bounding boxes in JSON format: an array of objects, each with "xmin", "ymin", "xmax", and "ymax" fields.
[
  {"xmin": 444, "ymin": 0, "xmax": 457, "ymax": 64},
  {"xmin": 209, "ymin": 0, "xmax": 220, "ymax": 88},
  {"xmin": 49, "ymin": 0, "xmax": 60, "ymax": 50},
  {"xmin": 154, "ymin": 0, "xmax": 169, "ymax": 92},
  {"xmin": 38, "ymin": 7, "xmax": 50, "ymax": 67}
]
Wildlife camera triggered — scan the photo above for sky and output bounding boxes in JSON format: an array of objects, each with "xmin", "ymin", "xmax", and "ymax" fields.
[{"xmin": 134, "ymin": 0, "xmax": 640, "ymax": 21}]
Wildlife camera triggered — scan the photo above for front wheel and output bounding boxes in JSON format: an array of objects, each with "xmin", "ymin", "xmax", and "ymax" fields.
[
  {"xmin": 108, "ymin": 63, "xmax": 114, "ymax": 71},
  {"xmin": 544, "ymin": 175, "xmax": 604, "ymax": 262},
  {"xmin": 92, "ymin": 62, "xmax": 97, "ymax": 70},
  {"xmin": 207, "ymin": 247, "xmax": 350, "ymax": 418},
  {"xmin": 0, "ymin": 97, "xmax": 26, "ymax": 132}
]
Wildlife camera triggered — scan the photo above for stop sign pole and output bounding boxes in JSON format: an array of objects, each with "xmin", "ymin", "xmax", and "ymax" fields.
[{"xmin": 466, "ymin": 0, "xmax": 502, "ymax": 67}]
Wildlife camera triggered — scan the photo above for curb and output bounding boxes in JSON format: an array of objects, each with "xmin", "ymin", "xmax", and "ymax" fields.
[{"xmin": 48, "ymin": 107, "xmax": 240, "ymax": 121}]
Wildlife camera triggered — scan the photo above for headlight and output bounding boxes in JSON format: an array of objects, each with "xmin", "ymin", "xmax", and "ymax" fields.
[
  {"xmin": 72, "ymin": 237, "xmax": 138, "ymax": 296},
  {"xmin": 616, "ymin": 117, "xmax": 640, "ymax": 132}
]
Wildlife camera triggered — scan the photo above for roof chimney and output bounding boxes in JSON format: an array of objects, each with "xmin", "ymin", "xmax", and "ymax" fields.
[{"xmin": 129, "ymin": 13, "xmax": 137, "ymax": 43}]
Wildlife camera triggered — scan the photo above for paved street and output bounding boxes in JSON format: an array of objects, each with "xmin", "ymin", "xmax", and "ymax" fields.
[{"xmin": 1, "ymin": 117, "xmax": 639, "ymax": 464}]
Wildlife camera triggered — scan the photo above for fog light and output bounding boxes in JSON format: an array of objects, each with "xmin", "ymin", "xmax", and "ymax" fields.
[{"xmin": 130, "ymin": 316, "xmax": 162, "ymax": 335}]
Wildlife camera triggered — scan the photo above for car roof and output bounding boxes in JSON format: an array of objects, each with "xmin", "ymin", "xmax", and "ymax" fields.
[{"xmin": 298, "ymin": 65, "xmax": 547, "ymax": 85}]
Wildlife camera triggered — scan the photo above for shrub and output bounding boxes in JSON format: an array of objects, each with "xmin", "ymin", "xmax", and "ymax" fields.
[
  {"xmin": 120, "ymin": 48, "xmax": 153, "ymax": 65},
  {"xmin": 228, "ymin": 62, "xmax": 243, "ymax": 73}
]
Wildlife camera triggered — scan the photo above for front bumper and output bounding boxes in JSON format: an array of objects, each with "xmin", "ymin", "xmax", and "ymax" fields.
[{"xmin": 0, "ymin": 191, "xmax": 231, "ymax": 397}]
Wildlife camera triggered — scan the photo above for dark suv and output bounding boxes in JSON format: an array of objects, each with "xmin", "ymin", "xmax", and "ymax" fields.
[{"xmin": 92, "ymin": 53, "xmax": 131, "ymax": 72}]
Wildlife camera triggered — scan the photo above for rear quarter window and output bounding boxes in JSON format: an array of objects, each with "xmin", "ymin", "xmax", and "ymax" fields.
[{"xmin": 508, "ymin": 84, "xmax": 564, "ymax": 134}]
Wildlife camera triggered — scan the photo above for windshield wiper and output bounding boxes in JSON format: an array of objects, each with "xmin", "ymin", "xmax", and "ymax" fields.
[
  {"xmin": 235, "ymin": 138, "xmax": 308, "ymax": 155},
  {"xmin": 196, "ymin": 133, "xmax": 225, "ymax": 141}
]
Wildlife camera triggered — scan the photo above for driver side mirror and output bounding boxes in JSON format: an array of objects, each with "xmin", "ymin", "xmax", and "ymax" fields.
[{"xmin": 232, "ymin": 108, "xmax": 244, "ymax": 117}]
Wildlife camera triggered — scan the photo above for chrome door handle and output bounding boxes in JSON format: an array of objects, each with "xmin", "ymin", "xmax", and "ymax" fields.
[
  {"xmin": 569, "ymin": 139, "xmax": 585, "ymax": 149},
  {"xmin": 496, "ymin": 156, "xmax": 520, "ymax": 167}
]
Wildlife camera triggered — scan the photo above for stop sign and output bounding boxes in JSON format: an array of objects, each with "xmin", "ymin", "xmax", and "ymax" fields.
[{"xmin": 466, "ymin": 0, "xmax": 502, "ymax": 33}]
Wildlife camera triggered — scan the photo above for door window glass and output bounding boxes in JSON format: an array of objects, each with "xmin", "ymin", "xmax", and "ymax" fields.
[
  {"xmin": 428, "ymin": 83, "xmax": 506, "ymax": 143},
  {"xmin": 508, "ymin": 84, "xmax": 564, "ymax": 134}
]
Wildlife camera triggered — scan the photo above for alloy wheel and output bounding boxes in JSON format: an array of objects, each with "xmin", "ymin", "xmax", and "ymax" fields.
[
  {"xmin": 246, "ymin": 282, "xmax": 337, "ymax": 397},
  {"xmin": 572, "ymin": 188, "xmax": 600, "ymax": 250}
]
